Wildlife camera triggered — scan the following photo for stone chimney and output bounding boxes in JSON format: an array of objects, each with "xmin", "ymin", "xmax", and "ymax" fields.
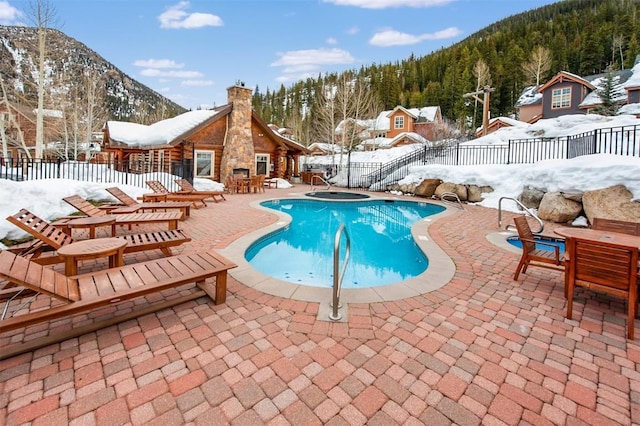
[{"xmin": 220, "ymin": 83, "xmax": 255, "ymax": 180}]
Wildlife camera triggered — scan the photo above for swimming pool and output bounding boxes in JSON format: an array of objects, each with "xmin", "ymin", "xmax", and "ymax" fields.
[
  {"xmin": 506, "ymin": 235, "xmax": 566, "ymax": 252},
  {"xmin": 245, "ymin": 199, "xmax": 446, "ymax": 288}
]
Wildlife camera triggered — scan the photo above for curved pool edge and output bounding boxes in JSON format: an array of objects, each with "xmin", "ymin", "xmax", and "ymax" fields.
[
  {"xmin": 486, "ymin": 230, "xmax": 521, "ymax": 254},
  {"xmin": 218, "ymin": 193, "xmax": 458, "ymax": 304}
]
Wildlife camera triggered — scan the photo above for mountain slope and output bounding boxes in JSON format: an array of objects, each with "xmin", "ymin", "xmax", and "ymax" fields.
[{"xmin": 0, "ymin": 25, "xmax": 187, "ymax": 123}]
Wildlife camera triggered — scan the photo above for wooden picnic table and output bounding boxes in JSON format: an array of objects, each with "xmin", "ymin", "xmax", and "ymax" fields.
[{"xmin": 57, "ymin": 237, "xmax": 127, "ymax": 276}]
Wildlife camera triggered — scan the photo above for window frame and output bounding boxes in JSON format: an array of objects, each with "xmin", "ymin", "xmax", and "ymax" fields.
[
  {"xmin": 551, "ymin": 87, "xmax": 571, "ymax": 109},
  {"xmin": 394, "ymin": 116, "xmax": 405, "ymax": 129},
  {"xmin": 194, "ymin": 149, "xmax": 215, "ymax": 178}
]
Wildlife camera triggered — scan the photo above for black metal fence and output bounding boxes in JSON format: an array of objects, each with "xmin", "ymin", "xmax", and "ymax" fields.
[
  {"xmin": 325, "ymin": 124, "xmax": 640, "ymax": 189},
  {"xmin": 0, "ymin": 157, "xmax": 193, "ymax": 190}
]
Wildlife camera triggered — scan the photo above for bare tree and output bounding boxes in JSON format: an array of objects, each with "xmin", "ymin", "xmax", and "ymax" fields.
[
  {"xmin": 0, "ymin": 74, "xmax": 33, "ymax": 159},
  {"xmin": 612, "ymin": 34, "xmax": 625, "ymax": 69},
  {"xmin": 522, "ymin": 45, "xmax": 552, "ymax": 86},
  {"xmin": 25, "ymin": 0, "xmax": 59, "ymax": 159},
  {"xmin": 472, "ymin": 59, "xmax": 491, "ymax": 128}
]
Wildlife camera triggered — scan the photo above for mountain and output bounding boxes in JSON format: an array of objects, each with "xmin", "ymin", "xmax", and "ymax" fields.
[
  {"xmin": 253, "ymin": 0, "xmax": 640, "ymax": 140},
  {"xmin": 0, "ymin": 25, "xmax": 187, "ymax": 123}
]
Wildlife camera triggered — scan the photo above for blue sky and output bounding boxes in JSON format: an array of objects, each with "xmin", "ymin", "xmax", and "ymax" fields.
[{"xmin": 1, "ymin": 0, "xmax": 558, "ymax": 110}]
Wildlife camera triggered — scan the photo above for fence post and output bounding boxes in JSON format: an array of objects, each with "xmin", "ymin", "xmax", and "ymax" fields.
[{"xmin": 593, "ymin": 128, "xmax": 599, "ymax": 154}]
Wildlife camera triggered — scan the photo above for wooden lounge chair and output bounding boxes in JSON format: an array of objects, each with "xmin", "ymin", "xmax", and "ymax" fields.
[
  {"xmin": 143, "ymin": 180, "xmax": 209, "ymax": 208},
  {"xmin": 174, "ymin": 179, "xmax": 226, "ymax": 202},
  {"xmin": 565, "ymin": 236, "xmax": 638, "ymax": 339},
  {"xmin": 6, "ymin": 209, "xmax": 192, "ymax": 263},
  {"xmin": 105, "ymin": 187, "xmax": 192, "ymax": 218},
  {"xmin": 0, "ymin": 249, "xmax": 236, "ymax": 358},
  {"xmin": 592, "ymin": 217, "xmax": 640, "ymax": 236},
  {"xmin": 513, "ymin": 216, "xmax": 566, "ymax": 281},
  {"xmin": 62, "ymin": 195, "xmax": 182, "ymax": 231}
]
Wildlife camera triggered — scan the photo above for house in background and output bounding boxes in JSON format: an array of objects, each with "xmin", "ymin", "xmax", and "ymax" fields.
[
  {"xmin": 474, "ymin": 116, "xmax": 528, "ymax": 137},
  {"xmin": 102, "ymin": 84, "xmax": 308, "ymax": 183},
  {"xmin": 0, "ymin": 102, "xmax": 63, "ymax": 159},
  {"xmin": 307, "ymin": 142, "xmax": 341, "ymax": 156},
  {"xmin": 334, "ymin": 104, "xmax": 444, "ymax": 151},
  {"xmin": 515, "ymin": 56, "xmax": 640, "ymax": 122}
]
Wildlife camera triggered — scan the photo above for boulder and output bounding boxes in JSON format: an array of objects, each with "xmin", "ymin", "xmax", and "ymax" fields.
[
  {"xmin": 435, "ymin": 182, "xmax": 468, "ymax": 201},
  {"xmin": 538, "ymin": 192, "xmax": 583, "ymax": 223},
  {"xmin": 468, "ymin": 185, "xmax": 493, "ymax": 203},
  {"xmin": 582, "ymin": 184, "xmax": 640, "ymax": 223},
  {"xmin": 414, "ymin": 179, "xmax": 442, "ymax": 198},
  {"xmin": 517, "ymin": 186, "xmax": 545, "ymax": 210}
]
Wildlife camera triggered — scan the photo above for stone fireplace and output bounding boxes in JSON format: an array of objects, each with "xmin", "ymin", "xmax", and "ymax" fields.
[
  {"xmin": 220, "ymin": 84, "xmax": 255, "ymax": 181},
  {"xmin": 232, "ymin": 168, "xmax": 249, "ymax": 178}
]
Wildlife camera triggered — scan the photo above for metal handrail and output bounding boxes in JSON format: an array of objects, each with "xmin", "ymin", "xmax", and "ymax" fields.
[
  {"xmin": 310, "ymin": 174, "xmax": 331, "ymax": 191},
  {"xmin": 498, "ymin": 196, "xmax": 544, "ymax": 233},
  {"xmin": 439, "ymin": 191, "xmax": 465, "ymax": 210},
  {"xmin": 329, "ymin": 224, "xmax": 350, "ymax": 321}
]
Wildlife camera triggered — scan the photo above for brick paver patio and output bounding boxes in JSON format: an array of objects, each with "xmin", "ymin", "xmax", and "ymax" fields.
[{"xmin": 1, "ymin": 186, "xmax": 638, "ymax": 425}]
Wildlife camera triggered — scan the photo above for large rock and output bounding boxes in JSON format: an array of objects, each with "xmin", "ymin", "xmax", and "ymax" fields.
[
  {"xmin": 414, "ymin": 179, "xmax": 442, "ymax": 198},
  {"xmin": 435, "ymin": 182, "xmax": 468, "ymax": 201},
  {"xmin": 582, "ymin": 184, "xmax": 640, "ymax": 223},
  {"xmin": 517, "ymin": 186, "xmax": 545, "ymax": 210},
  {"xmin": 468, "ymin": 185, "xmax": 493, "ymax": 203},
  {"xmin": 538, "ymin": 192, "xmax": 583, "ymax": 223}
]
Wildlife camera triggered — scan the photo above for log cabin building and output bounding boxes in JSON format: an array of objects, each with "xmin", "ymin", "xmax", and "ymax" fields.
[{"xmin": 102, "ymin": 84, "xmax": 308, "ymax": 182}]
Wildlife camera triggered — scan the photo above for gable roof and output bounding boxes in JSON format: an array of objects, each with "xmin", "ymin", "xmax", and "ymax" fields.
[
  {"xmin": 105, "ymin": 107, "xmax": 229, "ymax": 147},
  {"xmin": 103, "ymin": 105, "xmax": 308, "ymax": 154},
  {"xmin": 538, "ymin": 71, "xmax": 595, "ymax": 93}
]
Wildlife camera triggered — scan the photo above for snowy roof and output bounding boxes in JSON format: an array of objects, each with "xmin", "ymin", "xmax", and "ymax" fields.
[
  {"xmin": 308, "ymin": 142, "xmax": 342, "ymax": 153},
  {"xmin": 514, "ymin": 86, "xmax": 542, "ymax": 107},
  {"xmin": 106, "ymin": 109, "xmax": 221, "ymax": 146},
  {"xmin": 618, "ymin": 103, "xmax": 640, "ymax": 115},
  {"xmin": 360, "ymin": 132, "xmax": 427, "ymax": 149},
  {"xmin": 623, "ymin": 61, "xmax": 640, "ymax": 89},
  {"xmin": 476, "ymin": 117, "xmax": 527, "ymax": 133},
  {"xmin": 579, "ymin": 73, "xmax": 628, "ymax": 107}
]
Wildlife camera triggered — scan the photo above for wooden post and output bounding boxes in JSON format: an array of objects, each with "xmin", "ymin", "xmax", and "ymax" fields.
[{"xmin": 463, "ymin": 85, "xmax": 495, "ymax": 136}]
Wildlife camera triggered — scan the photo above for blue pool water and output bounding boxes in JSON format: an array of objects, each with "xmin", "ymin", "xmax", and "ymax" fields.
[
  {"xmin": 507, "ymin": 236, "xmax": 566, "ymax": 252},
  {"xmin": 245, "ymin": 199, "xmax": 446, "ymax": 288}
]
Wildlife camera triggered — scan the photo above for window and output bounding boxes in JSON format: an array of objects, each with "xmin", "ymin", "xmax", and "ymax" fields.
[
  {"xmin": 256, "ymin": 154, "xmax": 269, "ymax": 176},
  {"xmin": 195, "ymin": 150, "xmax": 214, "ymax": 178},
  {"xmin": 394, "ymin": 116, "xmax": 405, "ymax": 129},
  {"xmin": 551, "ymin": 87, "xmax": 571, "ymax": 109}
]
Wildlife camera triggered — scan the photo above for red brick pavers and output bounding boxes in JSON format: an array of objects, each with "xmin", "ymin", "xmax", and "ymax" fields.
[{"xmin": 1, "ymin": 188, "xmax": 638, "ymax": 425}]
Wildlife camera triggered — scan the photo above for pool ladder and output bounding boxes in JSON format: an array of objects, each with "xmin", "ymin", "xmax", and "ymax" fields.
[
  {"xmin": 329, "ymin": 224, "xmax": 350, "ymax": 321},
  {"xmin": 310, "ymin": 175, "xmax": 331, "ymax": 191},
  {"xmin": 438, "ymin": 192, "xmax": 465, "ymax": 210},
  {"xmin": 498, "ymin": 196, "xmax": 544, "ymax": 233}
]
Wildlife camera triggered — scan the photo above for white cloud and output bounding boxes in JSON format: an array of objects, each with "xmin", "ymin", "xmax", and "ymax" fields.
[
  {"xmin": 271, "ymin": 48, "xmax": 355, "ymax": 68},
  {"xmin": 140, "ymin": 69, "xmax": 204, "ymax": 78},
  {"xmin": 326, "ymin": 37, "xmax": 338, "ymax": 45},
  {"xmin": 323, "ymin": 0, "xmax": 452, "ymax": 9},
  {"xmin": 133, "ymin": 59, "xmax": 184, "ymax": 69},
  {"xmin": 158, "ymin": 1, "xmax": 223, "ymax": 29},
  {"xmin": 0, "ymin": 0, "xmax": 23, "ymax": 24},
  {"xmin": 369, "ymin": 27, "xmax": 462, "ymax": 46},
  {"xmin": 181, "ymin": 80, "xmax": 214, "ymax": 87},
  {"xmin": 346, "ymin": 26, "xmax": 359, "ymax": 35}
]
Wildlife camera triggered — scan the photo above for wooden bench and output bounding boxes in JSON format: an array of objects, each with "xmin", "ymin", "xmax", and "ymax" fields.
[
  {"xmin": 105, "ymin": 187, "xmax": 192, "ymax": 218},
  {"xmin": 174, "ymin": 179, "xmax": 227, "ymax": 203},
  {"xmin": 0, "ymin": 249, "xmax": 236, "ymax": 358},
  {"xmin": 62, "ymin": 195, "xmax": 183, "ymax": 230},
  {"xmin": 7, "ymin": 209, "xmax": 191, "ymax": 263},
  {"xmin": 144, "ymin": 181, "xmax": 209, "ymax": 208}
]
